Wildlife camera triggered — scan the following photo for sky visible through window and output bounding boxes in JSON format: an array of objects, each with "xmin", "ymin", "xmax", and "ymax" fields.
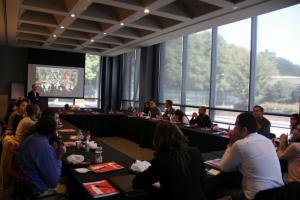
[{"xmin": 219, "ymin": 4, "xmax": 300, "ymax": 65}]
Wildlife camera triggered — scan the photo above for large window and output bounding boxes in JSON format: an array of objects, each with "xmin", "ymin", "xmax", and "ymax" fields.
[
  {"xmin": 186, "ymin": 30, "xmax": 212, "ymax": 107},
  {"xmin": 255, "ymin": 4, "xmax": 300, "ymax": 115},
  {"xmin": 85, "ymin": 54, "xmax": 101, "ymax": 99},
  {"xmin": 122, "ymin": 49, "xmax": 141, "ymax": 109},
  {"xmin": 216, "ymin": 18, "xmax": 251, "ymax": 110},
  {"xmin": 160, "ymin": 37, "xmax": 183, "ymax": 104},
  {"xmin": 158, "ymin": 4, "xmax": 300, "ymax": 131}
]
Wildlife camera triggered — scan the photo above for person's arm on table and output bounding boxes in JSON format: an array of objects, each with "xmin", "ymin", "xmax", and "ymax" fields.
[
  {"xmin": 132, "ymin": 159, "xmax": 159, "ymax": 188},
  {"xmin": 277, "ymin": 134, "xmax": 297, "ymax": 160},
  {"xmin": 220, "ymin": 130, "xmax": 242, "ymax": 172}
]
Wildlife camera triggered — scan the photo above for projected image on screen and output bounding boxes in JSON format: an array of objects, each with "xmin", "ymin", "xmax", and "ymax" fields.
[
  {"xmin": 36, "ymin": 67, "xmax": 78, "ymax": 96},
  {"xmin": 28, "ymin": 64, "xmax": 84, "ymax": 98}
]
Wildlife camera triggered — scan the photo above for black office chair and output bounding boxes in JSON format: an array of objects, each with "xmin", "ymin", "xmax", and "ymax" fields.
[
  {"xmin": 254, "ymin": 181, "xmax": 300, "ymax": 200},
  {"xmin": 6, "ymin": 166, "xmax": 69, "ymax": 200}
]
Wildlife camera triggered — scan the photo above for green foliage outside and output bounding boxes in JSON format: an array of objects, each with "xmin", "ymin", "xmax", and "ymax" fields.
[
  {"xmin": 85, "ymin": 54, "xmax": 100, "ymax": 98},
  {"xmin": 163, "ymin": 31, "xmax": 300, "ymax": 114}
]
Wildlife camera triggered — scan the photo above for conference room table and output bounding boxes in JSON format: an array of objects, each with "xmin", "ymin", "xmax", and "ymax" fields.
[
  {"xmin": 59, "ymin": 118, "xmax": 225, "ymax": 200},
  {"xmin": 60, "ymin": 111, "xmax": 229, "ymax": 153}
]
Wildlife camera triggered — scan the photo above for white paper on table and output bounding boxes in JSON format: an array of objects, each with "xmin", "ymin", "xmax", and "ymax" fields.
[{"xmin": 206, "ymin": 169, "xmax": 221, "ymax": 176}]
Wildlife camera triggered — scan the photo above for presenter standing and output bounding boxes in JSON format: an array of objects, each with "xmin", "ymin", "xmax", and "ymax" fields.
[{"xmin": 28, "ymin": 84, "xmax": 39, "ymax": 104}]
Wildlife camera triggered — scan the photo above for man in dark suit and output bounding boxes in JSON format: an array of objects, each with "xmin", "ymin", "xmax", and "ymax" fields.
[
  {"xmin": 253, "ymin": 105, "xmax": 271, "ymax": 139},
  {"xmin": 28, "ymin": 84, "xmax": 40, "ymax": 104}
]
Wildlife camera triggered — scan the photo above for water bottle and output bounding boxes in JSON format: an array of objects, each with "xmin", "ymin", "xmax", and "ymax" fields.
[
  {"xmin": 133, "ymin": 109, "xmax": 136, "ymax": 115},
  {"xmin": 77, "ymin": 130, "xmax": 83, "ymax": 143},
  {"xmin": 85, "ymin": 135, "xmax": 90, "ymax": 152},
  {"xmin": 95, "ymin": 145, "xmax": 103, "ymax": 163},
  {"xmin": 148, "ymin": 111, "xmax": 151, "ymax": 119}
]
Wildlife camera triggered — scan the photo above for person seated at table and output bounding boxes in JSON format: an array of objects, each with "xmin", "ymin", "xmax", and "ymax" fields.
[
  {"xmin": 190, "ymin": 106, "xmax": 211, "ymax": 127},
  {"xmin": 290, "ymin": 114, "xmax": 299, "ymax": 135},
  {"xmin": 23, "ymin": 107, "xmax": 61, "ymax": 141},
  {"xmin": 215, "ymin": 112, "xmax": 284, "ymax": 200},
  {"xmin": 277, "ymin": 124, "xmax": 300, "ymax": 184},
  {"xmin": 253, "ymin": 105, "xmax": 271, "ymax": 139},
  {"xmin": 15, "ymin": 103, "xmax": 40, "ymax": 144},
  {"xmin": 174, "ymin": 109, "xmax": 189, "ymax": 124},
  {"xmin": 157, "ymin": 100, "xmax": 175, "ymax": 120},
  {"xmin": 12, "ymin": 98, "xmax": 29, "ymax": 132},
  {"xmin": 149, "ymin": 99, "xmax": 162, "ymax": 118},
  {"xmin": 4, "ymin": 102, "xmax": 16, "ymax": 124},
  {"xmin": 18, "ymin": 116, "xmax": 67, "ymax": 199},
  {"xmin": 143, "ymin": 102, "xmax": 150, "ymax": 114},
  {"xmin": 7, "ymin": 97, "xmax": 26, "ymax": 129},
  {"xmin": 132, "ymin": 121, "xmax": 206, "ymax": 200}
]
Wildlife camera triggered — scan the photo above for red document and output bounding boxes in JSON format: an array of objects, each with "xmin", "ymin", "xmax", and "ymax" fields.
[
  {"xmin": 83, "ymin": 180, "xmax": 118, "ymax": 198},
  {"xmin": 88, "ymin": 162, "xmax": 124, "ymax": 173}
]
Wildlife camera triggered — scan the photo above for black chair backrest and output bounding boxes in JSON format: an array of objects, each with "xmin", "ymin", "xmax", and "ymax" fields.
[{"xmin": 255, "ymin": 181, "xmax": 300, "ymax": 200}]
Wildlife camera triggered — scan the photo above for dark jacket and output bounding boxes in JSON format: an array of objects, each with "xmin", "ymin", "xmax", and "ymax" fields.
[
  {"xmin": 258, "ymin": 117, "xmax": 271, "ymax": 139},
  {"xmin": 133, "ymin": 147, "xmax": 206, "ymax": 200},
  {"xmin": 28, "ymin": 91, "xmax": 40, "ymax": 104},
  {"xmin": 190, "ymin": 115, "xmax": 211, "ymax": 127}
]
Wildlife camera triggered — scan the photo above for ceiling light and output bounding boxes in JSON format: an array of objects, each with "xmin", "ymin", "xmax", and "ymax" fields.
[
  {"xmin": 103, "ymin": 32, "xmax": 107, "ymax": 35},
  {"xmin": 90, "ymin": 39, "xmax": 94, "ymax": 42},
  {"xmin": 233, "ymin": 6, "xmax": 238, "ymax": 9},
  {"xmin": 120, "ymin": 23, "xmax": 124, "ymax": 26},
  {"xmin": 71, "ymin": 14, "xmax": 75, "ymax": 17},
  {"xmin": 144, "ymin": 9, "xmax": 149, "ymax": 13},
  {"xmin": 60, "ymin": 26, "xmax": 64, "ymax": 29},
  {"xmin": 53, "ymin": 35, "xmax": 57, "ymax": 37}
]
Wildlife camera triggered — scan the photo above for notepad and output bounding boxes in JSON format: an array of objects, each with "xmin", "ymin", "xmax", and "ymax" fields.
[
  {"xmin": 83, "ymin": 180, "xmax": 118, "ymax": 198},
  {"xmin": 206, "ymin": 169, "xmax": 221, "ymax": 176},
  {"xmin": 204, "ymin": 158, "xmax": 221, "ymax": 169}
]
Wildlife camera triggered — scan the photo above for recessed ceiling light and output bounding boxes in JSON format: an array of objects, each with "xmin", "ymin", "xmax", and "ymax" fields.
[
  {"xmin": 144, "ymin": 9, "xmax": 149, "ymax": 13},
  {"xmin": 60, "ymin": 26, "xmax": 64, "ymax": 29},
  {"xmin": 103, "ymin": 32, "xmax": 107, "ymax": 35},
  {"xmin": 120, "ymin": 23, "xmax": 124, "ymax": 26},
  {"xmin": 53, "ymin": 35, "xmax": 57, "ymax": 37},
  {"xmin": 90, "ymin": 39, "xmax": 94, "ymax": 42},
  {"xmin": 71, "ymin": 14, "xmax": 75, "ymax": 17},
  {"xmin": 233, "ymin": 6, "xmax": 238, "ymax": 9}
]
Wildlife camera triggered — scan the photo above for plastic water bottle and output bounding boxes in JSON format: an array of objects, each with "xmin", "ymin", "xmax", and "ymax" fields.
[
  {"xmin": 85, "ymin": 135, "xmax": 90, "ymax": 152},
  {"xmin": 133, "ymin": 109, "xmax": 136, "ymax": 115},
  {"xmin": 95, "ymin": 145, "xmax": 103, "ymax": 163},
  {"xmin": 148, "ymin": 111, "xmax": 151, "ymax": 119},
  {"xmin": 77, "ymin": 130, "xmax": 83, "ymax": 143}
]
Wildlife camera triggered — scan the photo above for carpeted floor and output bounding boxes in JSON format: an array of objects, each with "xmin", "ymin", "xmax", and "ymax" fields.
[{"xmin": 97, "ymin": 136, "xmax": 154, "ymax": 161}]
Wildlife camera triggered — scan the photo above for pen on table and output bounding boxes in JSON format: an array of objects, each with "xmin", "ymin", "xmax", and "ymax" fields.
[{"xmin": 205, "ymin": 168, "xmax": 209, "ymax": 172}]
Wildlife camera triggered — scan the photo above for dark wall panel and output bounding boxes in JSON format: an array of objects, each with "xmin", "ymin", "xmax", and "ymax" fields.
[{"xmin": 0, "ymin": 46, "xmax": 28, "ymax": 100}]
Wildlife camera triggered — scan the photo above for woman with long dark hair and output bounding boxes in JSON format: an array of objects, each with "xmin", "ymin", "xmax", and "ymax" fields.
[
  {"xmin": 143, "ymin": 102, "xmax": 150, "ymax": 114},
  {"xmin": 132, "ymin": 121, "xmax": 206, "ymax": 200},
  {"xmin": 290, "ymin": 114, "xmax": 299, "ymax": 134},
  {"xmin": 174, "ymin": 109, "xmax": 189, "ymax": 124},
  {"xmin": 4, "ymin": 102, "xmax": 16, "ymax": 124}
]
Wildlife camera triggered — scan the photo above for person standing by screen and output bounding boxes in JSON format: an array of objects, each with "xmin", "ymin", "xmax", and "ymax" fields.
[{"xmin": 28, "ymin": 84, "xmax": 40, "ymax": 104}]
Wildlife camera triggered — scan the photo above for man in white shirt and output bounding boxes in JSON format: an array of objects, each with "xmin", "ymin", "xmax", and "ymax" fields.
[
  {"xmin": 15, "ymin": 103, "xmax": 40, "ymax": 144},
  {"xmin": 218, "ymin": 112, "xmax": 284, "ymax": 200}
]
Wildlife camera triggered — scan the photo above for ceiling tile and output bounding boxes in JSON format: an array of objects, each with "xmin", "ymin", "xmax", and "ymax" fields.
[
  {"xmin": 113, "ymin": 27, "xmax": 154, "ymax": 38},
  {"xmin": 69, "ymin": 18, "xmax": 114, "ymax": 32},
  {"xmin": 112, "ymin": 0, "xmax": 158, "ymax": 7},
  {"xmin": 131, "ymin": 14, "xmax": 182, "ymax": 29},
  {"xmin": 54, "ymin": 37, "xmax": 85, "ymax": 46},
  {"xmin": 81, "ymin": 3, "xmax": 137, "ymax": 22},
  {"xmin": 50, "ymin": 43, "xmax": 76, "ymax": 50},
  {"xmin": 17, "ymin": 23, "xmax": 53, "ymax": 35},
  {"xmin": 21, "ymin": 0, "xmax": 68, "ymax": 12},
  {"xmin": 19, "ymin": 9, "xmax": 65, "ymax": 25},
  {"xmin": 17, "ymin": 32, "xmax": 49, "ymax": 42},
  {"xmin": 60, "ymin": 29, "xmax": 97, "ymax": 40}
]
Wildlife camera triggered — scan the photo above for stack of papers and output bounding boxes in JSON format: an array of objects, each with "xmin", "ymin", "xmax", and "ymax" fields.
[
  {"xmin": 83, "ymin": 180, "xmax": 118, "ymax": 198},
  {"xmin": 204, "ymin": 158, "xmax": 221, "ymax": 169},
  {"xmin": 89, "ymin": 162, "xmax": 124, "ymax": 173},
  {"xmin": 206, "ymin": 169, "xmax": 221, "ymax": 176}
]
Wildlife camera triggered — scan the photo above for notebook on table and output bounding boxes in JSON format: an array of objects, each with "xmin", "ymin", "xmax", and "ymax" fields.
[{"xmin": 83, "ymin": 180, "xmax": 118, "ymax": 198}]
